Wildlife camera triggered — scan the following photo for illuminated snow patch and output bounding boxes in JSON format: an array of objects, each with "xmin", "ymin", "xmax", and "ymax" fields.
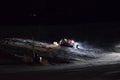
[{"xmin": 99, "ymin": 52, "xmax": 120, "ymax": 61}]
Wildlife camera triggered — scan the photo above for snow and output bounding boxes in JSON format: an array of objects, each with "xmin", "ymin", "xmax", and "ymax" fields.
[{"xmin": 1, "ymin": 38, "xmax": 120, "ymax": 73}]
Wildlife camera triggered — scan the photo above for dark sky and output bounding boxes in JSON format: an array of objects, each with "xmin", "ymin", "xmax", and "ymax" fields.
[
  {"xmin": 0, "ymin": 0, "xmax": 96, "ymax": 16},
  {"xmin": 0, "ymin": 0, "xmax": 120, "ymax": 46},
  {"xmin": 0, "ymin": 0, "xmax": 96, "ymax": 24}
]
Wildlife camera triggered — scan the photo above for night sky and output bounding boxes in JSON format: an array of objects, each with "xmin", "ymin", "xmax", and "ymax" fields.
[{"xmin": 0, "ymin": 0, "xmax": 120, "ymax": 46}]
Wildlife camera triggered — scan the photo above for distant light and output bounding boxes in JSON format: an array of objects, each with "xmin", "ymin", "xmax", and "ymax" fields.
[
  {"xmin": 40, "ymin": 57, "xmax": 42, "ymax": 62},
  {"xmin": 33, "ymin": 13, "xmax": 37, "ymax": 16}
]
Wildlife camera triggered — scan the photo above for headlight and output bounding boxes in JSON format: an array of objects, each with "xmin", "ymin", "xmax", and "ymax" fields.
[{"xmin": 71, "ymin": 40, "xmax": 75, "ymax": 44}]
